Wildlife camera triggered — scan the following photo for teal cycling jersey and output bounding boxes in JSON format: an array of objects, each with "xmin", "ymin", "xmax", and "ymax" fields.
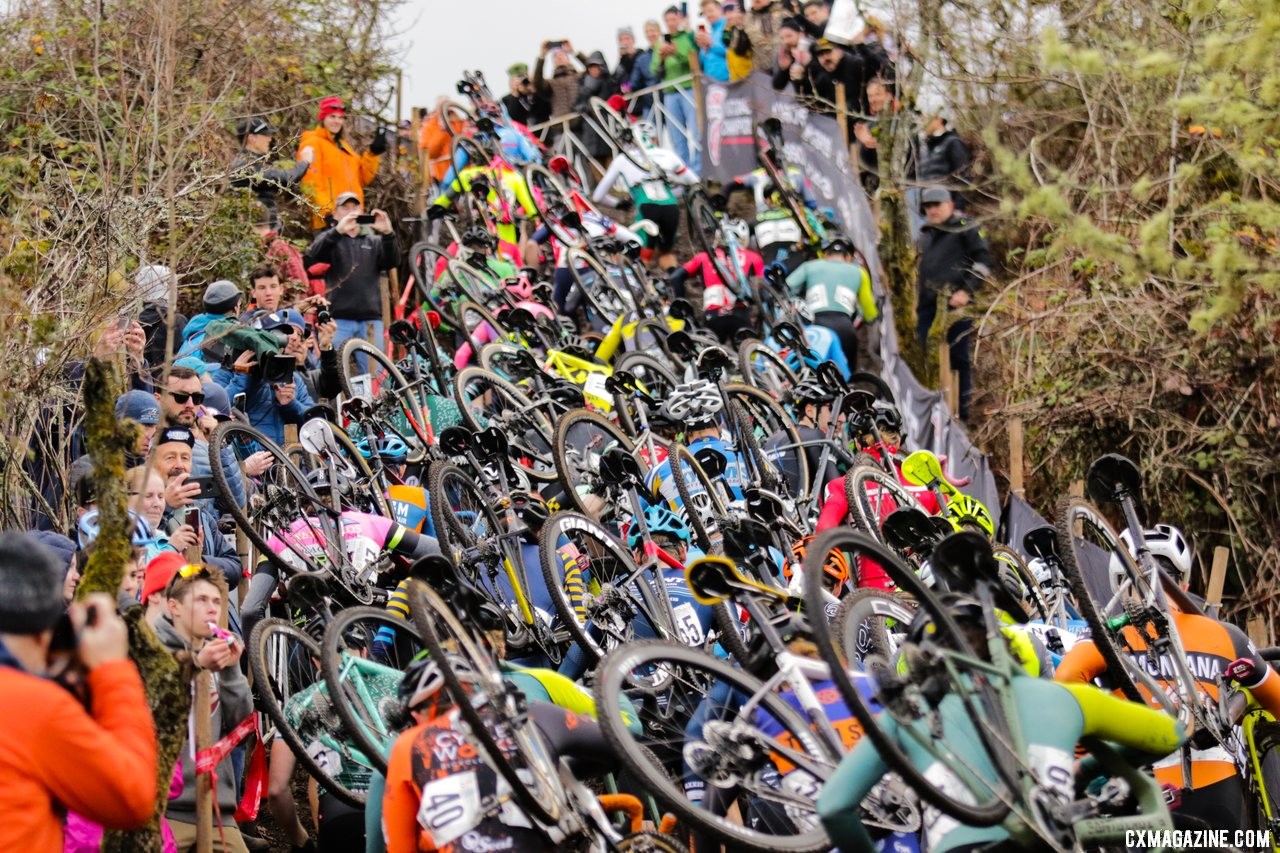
[{"xmin": 787, "ymin": 258, "xmax": 879, "ymax": 322}]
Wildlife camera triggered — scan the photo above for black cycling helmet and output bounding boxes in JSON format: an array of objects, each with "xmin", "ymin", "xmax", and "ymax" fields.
[
  {"xmin": 872, "ymin": 402, "xmax": 904, "ymax": 433},
  {"xmin": 791, "ymin": 380, "xmax": 835, "ymax": 408},
  {"xmin": 822, "ymin": 233, "xmax": 855, "ymax": 255},
  {"xmin": 906, "ymin": 591, "xmax": 984, "ymax": 645},
  {"xmin": 461, "ymin": 225, "xmax": 494, "ymax": 248}
]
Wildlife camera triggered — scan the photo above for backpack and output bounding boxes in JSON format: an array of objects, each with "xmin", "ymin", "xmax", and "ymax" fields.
[{"xmin": 196, "ymin": 317, "xmax": 283, "ymax": 365}]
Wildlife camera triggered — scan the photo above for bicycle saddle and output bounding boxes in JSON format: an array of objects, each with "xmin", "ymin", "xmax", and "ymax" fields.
[
  {"xmin": 694, "ymin": 446, "xmax": 728, "ymax": 478},
  {"xmin": 502, "ymin": 348, "xmax": 542, "ymax": 379},
  {"xmin": 598, "ymin": 446, "xmax": 644, "ymax": 489},
  {"xmin": 667, "ymin": 299, "xmax": 697, "ymax": 323},
  {"xmin": 437, "ymin": 425, "xmax": 474, "ymax": 457},
  {"xmin": 731, "ymin": 328, "xmax": 759, "ymax": 348},
  {"xmin": 389, "ymin": 319, "xmax": 420, "ymax": 346},
  {"xmin": 773, "ymin": 322, "xmax": 807, "ymax": 353},
  {"xmin": 930, "ymin": 531, "xmax": 1030, "ymax": 622},
  {"xmin": 473, "ymin": 426, "xmax": 509, "ymax": 461},
  {"xmin": 744, "ymin": 487, "xmax": 785, "ymax": 523},
  {"xmin": 340, "ymin": 396, "xmax": 374, "ymax": 420},
  {"xmin": 696, "ymin": 345, "xmax": 733, "ymax": 376},
  {"xmin": 720, "ymin": 517, "xmax": 776, "ymax": 560},
  {"xmin": 546, "ymin": 382, "xmax": 586, "ymax": 410},
  {"xmin": 686, "ymin": 555, "xmax": 781, "ymax": 606},
  {"xmin": 503, "ymin": 307, "xmax": 538, "ymax": 332},
  {"xmin": 881, "ymin": 507, "xmax": 946, "ymax": 556},
  {"xmin": 1022, "ymin": 526, "xmax": 1060, "ymax": 562},
  {"xmin": 663, "ymin": 329, "xmax": 698, "ymax": 360},
  {"xmin": 840, "ymin": 389, "xmax": 876, "ymax": 415},
  {"xmin": 300, "ymin": 403, "xmax": 337, "ymax": 424},
  {"xmin": 1086, "ymin": 453, "xmax": 1143, "ymax": 506}
]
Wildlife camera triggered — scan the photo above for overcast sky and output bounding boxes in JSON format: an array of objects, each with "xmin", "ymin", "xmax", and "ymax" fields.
[{"xmin": 392, "ymin": 0, "xmax": 699, "ymax": 115}]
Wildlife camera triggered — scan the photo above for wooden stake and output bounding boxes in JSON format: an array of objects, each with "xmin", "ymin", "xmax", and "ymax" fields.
[
  {"xmin": 834, "ymin": 82, "xmax": 851, "ymax": 151},
  {"xmin": 1204, "ymin": 546, "xmax": 1229, "ymax": 616},
  {"xmin": 194, "ymin": 670, "xmax": 213, "ymax": 853},
  {"xmin": 950, "ymin": 370, "xmax": 961, "ymax": 416},
  {"xmin": 1069, "ymin": 480, "xmax": 1084, "ymax": 498},
  {"xmin": 1008, "ymin": 418, "xmax": 1025, "ymax": 495},
  {"xmin": 1247, "ymin": 616, "xmax": 1270, "ymax": 647},
  {"xmin": 383, "ymin": 270, "xmax": 397, "ymax": 356}
]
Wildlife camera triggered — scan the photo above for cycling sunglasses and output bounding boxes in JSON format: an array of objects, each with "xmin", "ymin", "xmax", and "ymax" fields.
[{"xmin": 167, "ymin": 391, "xmax": 206, "ymax": 405}]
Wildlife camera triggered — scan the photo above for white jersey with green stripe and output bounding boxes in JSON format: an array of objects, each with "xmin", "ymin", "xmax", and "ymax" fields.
[{"xmin": 592, "ymin": 147, "xmax": 700, "ymax": 208}]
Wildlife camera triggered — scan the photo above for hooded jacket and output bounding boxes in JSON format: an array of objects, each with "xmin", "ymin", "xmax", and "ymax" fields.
[
  {"xmin": 152, "ymin": 617, "xmax": 253, "ymax": 824},
  {"xmin": 296, "ymin": 126, "xmax": 381, "ymax": 230},
  {"xmin": 916, "ymin": 128, "xmax": 972, "ymax": 206},
  {"xmin": 303, "ymin": 224, "xmax": 399, "ymax": 321}
]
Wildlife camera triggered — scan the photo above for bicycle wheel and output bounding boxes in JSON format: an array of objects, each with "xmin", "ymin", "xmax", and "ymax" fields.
[
  {"xmin": 453, "ymin": 366, "xmax": 556, "ymax": 481},
  {"xmin": 539, "ymin": 511, "xmax": 668, "ymax": 667},
  {"xmin": 569, "ymin": 248, "xmax": 635, "ymax": 327},
  {"xmin": 249, "ymin": 618, "xmax": 368, "ymax": 808},
  {"xmin": 801, "ymin": 529, "xmax": 1010, "ymax": 827},
  {"xmin": 589, "ymin": 96, "xmax": 656, "ymax": 173},
  {"xmin": 427, "ymin": 460, "xmax": 503, "ymax": 558},
  {"xmin": 594, "ymin": 640, "xmax": 839, "ymax": 853},
  {"xmin": 737, "ymin": 339, "xmax": 798, "ymax": 399},
  {"xmin": 684, "ymin": 189, "xmax": 734, "ymax": 288},
  {"xmin": 612, "ymin": 351, "xmax": 679, "ymax": 437},
  {"xmin": 405, "ymin": 579, "xmax": 563, "ymax": 826},
  {"xmin": 667, "ymin": 443, "xmax": 726, "ymax": 554},
  {"xmin": 835, "ymin": 587, "xmax": 916, "ymax": 668},
  {"xmin": 339, "ymin": 338, "xmax": 430, "ymax": 462},
  {"xmin": 843, "ymin": 464, "xmax": 925, "ymax": 545},
  {"xmin": 726, "ymin": 385, "xmax": 807, "ymax": 500},
  {"xmin": 1054, "ymin": 497, "xmax": 1145, "ymax": 702},
  {"xmin": 321, "ymin": 606, "xmax": 425, "ymax": 776},
  {"xmin": 992, "ymin": 544, "xmax": 1047, "ymax": 622},
  {"xmin": 408, "ymin": 240, "xmax": 455, "ymax": 310},
  {"xmin": 436, "ymin": 99, "xmax": 475, "ymax": 138},
  {"xmin": 525, "ymin": 162, "xmax": 581, "ymax": 247},
  {"xmin": 553, "ymin": 408, "xmax": 642, "ymax": 525},
  {"xmin": 293, "ymin": 421, "xmax": 392, "ymax": 519}
]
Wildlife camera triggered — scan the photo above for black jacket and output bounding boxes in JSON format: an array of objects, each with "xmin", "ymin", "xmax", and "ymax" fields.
[
  {"xmin": 917, "ymin": 215, "xmax": 993, "ymax": 295},
  {"xmin": 501, "ymin": 92, "xmax": 535, "ymax": 125},
  {"xmin": 303, "ymin": 227, "xmax": 399, "ymax": 321},
  {"xmin": 916, "ymin": 129, "xmax": 972, "ymax": 206},
  {"xmin": 229, "ymin": 149, "xmax": 309, "ymax": 228}
]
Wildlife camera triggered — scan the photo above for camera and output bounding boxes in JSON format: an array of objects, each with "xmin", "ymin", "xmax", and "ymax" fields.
[{"xmin": 317, "ymin": 308, "xmax": 332, "ymax": 325}]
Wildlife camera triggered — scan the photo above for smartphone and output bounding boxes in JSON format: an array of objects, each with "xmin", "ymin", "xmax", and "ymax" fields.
[
  {"xmin": 232, "ymin": 392, "xmax": 247, "ymax": 412},
  {"xmin": 698, "ymin": 24, "xmax": 707, "ymax": 33},
  {"xmin": 188, "ymin": 476, "xmax": 217, "ymax": 501},
  {"xmin": 663, "ymin": 33, "xmax": 673, "ymax": 43},
  {"xmin": 547, "ymin": 40, "xmax": 564, "ymax": 50},
  {"xmin": 355, "ymin": 213, "xmax": 376, "ymax": 225},
  {"xmin": 116, "ymin": 314, "xmax": 132, "ymax": 331}
]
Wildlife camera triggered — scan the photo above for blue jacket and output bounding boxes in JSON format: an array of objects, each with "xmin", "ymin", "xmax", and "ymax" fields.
[
  {"xmin": 211, "ymin": 369, "xmax": 313, "ymax": 446},
  {"xmin": 699, "ymin": 20, "xmax": 729, "ymax": 82}
]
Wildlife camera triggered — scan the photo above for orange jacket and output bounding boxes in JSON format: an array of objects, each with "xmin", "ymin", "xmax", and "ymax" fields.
[
  {"xmin": 418, "ymin": 116, "xmax": 465, "ymax": 183},
  {"xmin": 297, "ymin": 126, "xmax": 381, "ymax": 229},
  {"xmin": 0, "ymin": 659, "xmax": 158, "ymax": 852}
]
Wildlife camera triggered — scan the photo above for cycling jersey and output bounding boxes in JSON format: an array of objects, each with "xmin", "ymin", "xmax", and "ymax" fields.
[
  {"xmin": 817, "ymin": 674, "xmax": 1186, "ymax": 853},
  {"xmin": 591, "ymin": 147, "xmax": 699, "ymax": 208},
  {"xmin": 264, "ymin": 510, "xmax": 439, "ymax": 577},
  {"xmin": 531, "ymin": 211, "xmax": 641, "ymax": 270},
  {"xmin": 768, "ymin": 323, "xmax": 851, "ymax": 379},
  {"xmin": 645, "ymin": 434, "xmax": 749, "ymax": 511},
  {"xmin": 433, "ymin": 163, "xmax": 537, "ymax": 265},
  {"xmin": 1055, "ymin": 609, "xmax": 1280, "ymax": 792},
  {"xmin": 787, "ymin": 259, "xmax": 879, "ymax": 322},
  {"xmin": 680, "ymin": 247, "xmax": 764, "ymax": 313},
  {"xmin": 753, "ymin": 208, "xmax": 805, "ymax": 264},
  {"xmin": 763, "ymin": 424, "xmax": 842, "ymax": 497}
]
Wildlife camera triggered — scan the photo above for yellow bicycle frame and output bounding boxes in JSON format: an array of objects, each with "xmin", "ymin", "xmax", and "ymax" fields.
[{"xmin": 1243, "ymin": 705, "xmax": 1280, "ymax": 851}]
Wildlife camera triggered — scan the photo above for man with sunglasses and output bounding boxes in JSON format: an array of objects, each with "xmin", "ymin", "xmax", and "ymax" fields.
[{"xmin": 152, "ymin": 564, "xmax": 254, "ymax": 853}]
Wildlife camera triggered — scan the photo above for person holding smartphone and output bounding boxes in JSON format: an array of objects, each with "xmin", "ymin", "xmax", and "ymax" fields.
[{"xmin": 651, "ymin": 5, "xmax": 702, "ymax": 172}]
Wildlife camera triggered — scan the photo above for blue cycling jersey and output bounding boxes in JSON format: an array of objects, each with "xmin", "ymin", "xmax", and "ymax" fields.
[
  {"xmin": 765, "ymin": 324, "xmax": 851, "ymax": 379},
  {"xmin": 645, "ymin": 435, "xmax": 749, "ymax": 510}
]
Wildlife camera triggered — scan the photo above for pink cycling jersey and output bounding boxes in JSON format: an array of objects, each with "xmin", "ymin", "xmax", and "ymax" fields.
[
  {"xmin": 265, "ymin": 511, "xmax": 400, "ymax": 573},
  {"xmin": 682, "ymin": 248, "xmax": 763, "ymax": 313}
]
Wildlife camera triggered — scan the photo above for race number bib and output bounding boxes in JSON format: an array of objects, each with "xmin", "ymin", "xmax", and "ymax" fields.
[
  {"xmin": 672, "ymin": 602, "xmax": 705, "ymax": 646},
  {"xmin": 640, "ymin": 179, "xmax": 671, "ymax": 202},
  {"xmin": 919, "ymin": 761, "xmax": 977, "ymax": 847},
  {"xmin": 583, "ymin": 371, "xmax": 611, "ymax": 404},
  {"xmin": 417, "ymin": 770, "xmax": 483, "ymax": 847},
  {"xmin": 832, "ymin": 284, "xmax": 858, "ymax": 313},
  {"xmin": 755, "ymin": 218, "xmax": 802, "ymax": 247}
]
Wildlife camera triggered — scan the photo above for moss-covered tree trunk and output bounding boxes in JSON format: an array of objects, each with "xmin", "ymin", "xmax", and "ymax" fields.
[{"xmin": 77, "ymin": 358, "xmax": 192, "ymax": 853}]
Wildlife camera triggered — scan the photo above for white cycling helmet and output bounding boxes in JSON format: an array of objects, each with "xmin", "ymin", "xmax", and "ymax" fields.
[
  {"xmin": 724, "ymin": 218, "xmax": 750, "ymax": 245},
  {"xmin": 398, "ymin": 653, "xmax": 479, "ymax": 711},
  {"xmin": 661, "ymin": 379, "xmax": 724, "ymax": 426},
  {"xmin": 1109, "ymin": 524, "xmax": 1193, "ymax": 590}
]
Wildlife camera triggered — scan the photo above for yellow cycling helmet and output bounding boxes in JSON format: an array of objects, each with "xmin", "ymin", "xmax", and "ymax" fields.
[{"xmin": 944, "ymin": 493, "xmax": 995, "ymax": 538}]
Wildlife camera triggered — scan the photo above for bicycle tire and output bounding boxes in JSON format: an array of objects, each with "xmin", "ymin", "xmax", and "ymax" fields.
[
  {"xmin": 666, "ymin": 443, "xmax": 726, "ymax": 554},
  {"xmin": 616, "ymin": 830, "xmax": 691, "ymax": 853},
  {"xmin": 710, "ymin": 599, "xmax": 753, "ymax": 669},
  {"xmin": 313, "ymin": 421, "xmax": 392, "ymax": 519},
  {"xmin": 405, "ymin": 579, "xmax": 563, "ymax": 827},
  {"xmin": 835, "ymin": 587, "xmax": 916, "ymax": 668},
  {"xmin": 408, "ymin": 240, "xmax": 455, "ymax": 313},
  {"xmin": 848, "ymin": 371, "xmax": 896, "ymax": 406},
  {"xmin": 612, "ymin": 351, "xmax": 679, "ymax": 438},
  {"xmin": 843, "ymin": 464, "xmax": 925, "ymax": 545},
  {"xmin": 338, "ymin": 337, "xmax": 430, "ymax": 462},
  {"xmin": 589, "ymin": 96, "xmax": 657, "ymax": 173},
  {"xmin": 321, "ymin": 606, "xmax": 425, "ymax": 776},
  {"xmin": 737, "ymin": 338, "xmax": 798, "ymax": 398},
  {"xmin": 684, "ymin": 189, "xmax": 736, "ymax": 291},
  {"xmin": 992, "ymin": 544, "xmax": 1048, "ymax": 623},
  {"xmin": 552, "ymin": 408, "xmax": 640, "ymax": 521},
  {"xmin": 726, "ymin": 384, "xmax": 808, "ymax": 500},
  {"xmin": 569, "ymin": 248, "xmax": 635, "ymax": 327},
  {"xmin": 453, "ymin": 365, "xmax": 556, "ymax": 481},
  {"xmin": 594, "ymin": 640, "xmax": 838, "ymax": 853},
  {"xmin": 1054, "ymin": 497, "xmax": 1145, "ymax": 703},
  {"xmin": 249, "ymin": 618, "xmax": 367, "ymax": 808},
  {"xmin": 803, "ymin": 530, "xmax": 1011, "ymax": 827},
  {"xmin": 524, "ymin": 163, "xmax": 581, "ymax": 248}
]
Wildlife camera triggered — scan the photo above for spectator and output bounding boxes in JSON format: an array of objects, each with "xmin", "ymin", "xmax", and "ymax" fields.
[
  {"xmin": 250, "ymin": 208, "xmax": 310, "ymax": 298},
  {"xmin": 212, "ymin": 311, "xmax": 317, "ymax": 446},
  {"xmin": 696, "ymin": 0, "xmax": 730, "ymax": 82},
  {"xmin": 574, "ymin": 51, "xmax": 617, "ymax": 160},
  {"xmin": 853, "ymin": 77, "xmax": 903, "ymax": 195},
  {"xmin": 916, "ymin": 187, "xmax": 993, "ymax": 421},
  {"xmin": 916, "ymin": 111, "xmax": 973, "ymax": 210},
  {"xmin": 0, "ymin": 532, "xmax": 157, "ymax": 853},
  {"xmin": 177, "ymin": 279, "xmax": 243, "ymax": 362},
  {"xmin": 28, "ymin": 530, "xmax": 77, "ymax": 606},
  {"xmin": 115, "ymin": 388, "xmax": 161, "ymax": 460},
  {"xmin": 533, "ymin": 40, "xmax": 586, "ymax": 126},
  {"xmin": 418, "ymin": 99, "xmax": 467, "ymax": 185},
  {"xmin": 771, "ymin": 17, "xmax": 806, "ymax": 89},
  {"xmin": 229, "ymin": 116, "xmax": 311, "ymax": 232},
  {"xmin": 797, "ymin": 0, "xmax": 829, "ymax": 38},
  {"xmin": 296, "ymin": 96, "xmax": 384, "ymax": 231},
  {"xmin": 501, "ymin": 63, "xmax": 538, "ymax": 125},
  {"xmin": 611, "ymin": 27, "xmax": 642, "ymax": 98},
  {"xmin": 245, "ymin": 264, "xmax": 286, "ymax": 314},
  {"xmin": 744, "ymin": 0, "xmax": 788, "ymax": 75},
  {"xmin": 135, "ymin": 264, "xmax": 186, "ymax": 369},
  {"xmin": 628, "ymin": 21, "xmax": 664, "ymax": 117},
  {"xmin": 303, "ymin": 193, "xmax": 398, "ymax": 354},
  {"xmin": 652, "ymin": 5, "xmax": 702, "ymax": 172},
  {"xmin": 722, "ymin": 3, "xmax": 754, "ymax": 80},
  {"xmin": 153, "ymin": 565, "xmax": 253, "ymax": 853}
]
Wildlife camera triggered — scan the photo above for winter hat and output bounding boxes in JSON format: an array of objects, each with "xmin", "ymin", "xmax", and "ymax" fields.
[
  {"xmin": 141, "ymin": 551, "xmax": 186, "ymax": 603},
  {"xmin": 115, "ymin": 390, "xmax": 161, "ymax": 426},
  {"xmin": 203, "ymin": 279, "xmax": 242, "ymax": 314},
  {"xmin": 136, "ymin": 265, "xmax": 174, "ymax": 306},
  {"xmin": 586, "ymin": 51, "xmax": 608, "ymax": 68},
  {"xmin": 29, "ymin": 530, "xmax": 77, "ymax": 578},
  {"xmin": 317, "ymin": 96, "xmax": 345, "ymax": 122},
  {"xmin": 0, "ymin": 531, "xmax": 67, "ymax": 634}
]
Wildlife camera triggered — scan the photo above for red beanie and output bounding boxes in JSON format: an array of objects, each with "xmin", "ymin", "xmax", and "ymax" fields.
[
  {"xmin": 317, "ymin": 96, "xmax": 345, "ymax": 122},
  {"xmin": 607, "ymin": 94, "xmax": 628, "ymax": 114},
  {"xmin": 141, "ymin": 551, "xmax": 187, "ymax": 602}
]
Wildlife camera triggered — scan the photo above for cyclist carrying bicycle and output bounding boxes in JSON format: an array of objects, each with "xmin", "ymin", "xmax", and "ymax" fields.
[
  {"xmin": 644, "ymin": 380, "xmax": 749, "ymax": 513},
  {"xmin": 667, "ymin": 219, "xmax": 761, "ymax": 342},
  {"xmin": 818, "ymin": 592, "xmax": 1188, "ymax": 853},
  {"xmin": 786, "ymin": 235, "xmax": 878, "ymax": 372},
  {"xmin": 764, "ymin": 380, "xmax": 846, "ymax": 497}
]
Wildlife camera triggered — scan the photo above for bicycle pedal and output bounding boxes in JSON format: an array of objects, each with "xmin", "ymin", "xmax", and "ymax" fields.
[{"xmin": 1160, "ymin": 783, "xmax": 1183, "ymax": 809}]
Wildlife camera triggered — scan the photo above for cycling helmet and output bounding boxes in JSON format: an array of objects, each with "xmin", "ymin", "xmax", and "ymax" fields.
[
  {"xmin": 822, "ymin": 233, "xmax": 855, "ymax": 255},
  {"xmin": 786, "ymin": 535, "xmax": 851, "ymax": 594},
  {"xmin": 1027, "ymin": 556, "xmax": 1053, "ymax": 586},
  {"xmin": 724, "ymin": 218, "xmax": 751, "ymax": 245},
  {"xmin": 633, "ymin": 120, "xmax": 657, "ymax": 147},
  {"xmin": 626, "ymin": 504, "xmax": 691, "ymax": 549},
  {"xmin": 461, "ymin": 225, "xmax": 494, "ymax": 248},
  {"xmin": 872, "ymin": 402, "xmax": 903, "ymax": 434},
  {"xmin": 661, "ymin": 379, "xmax": 724, "ymax": 427},
  {"xmin": 906, "ymin": 591, "xmax": 984, "ymax": 644},
  {"xmin": 1110, "ymin": 524, "xmax": 1193, "ymax": 588},
  {"xmin": 356, "ymin": 434, "xmax": 410, "ymax": 464},
  {"xmin": 791, "ymin": 380, "xmax": 835, "ymax": 409},
  {"xmin": 397, "ymin": 653, "xmax": 479, "ymax": 711},
  {"xmin": 944, "ymin": 494, "xmax": 995, "ymax": 538},
  {"xmin": 503, "ymin": 273, "xmax": 534, "ymax": 301},
  {"xmin": 77, "ymin": 509, "xmax": 158, "ymax": 550}
]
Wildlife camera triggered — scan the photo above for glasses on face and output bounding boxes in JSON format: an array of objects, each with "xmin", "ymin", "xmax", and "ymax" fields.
[{"xmin": 168, "ymin": 391, "xmax": 206, "ymax": 405}]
